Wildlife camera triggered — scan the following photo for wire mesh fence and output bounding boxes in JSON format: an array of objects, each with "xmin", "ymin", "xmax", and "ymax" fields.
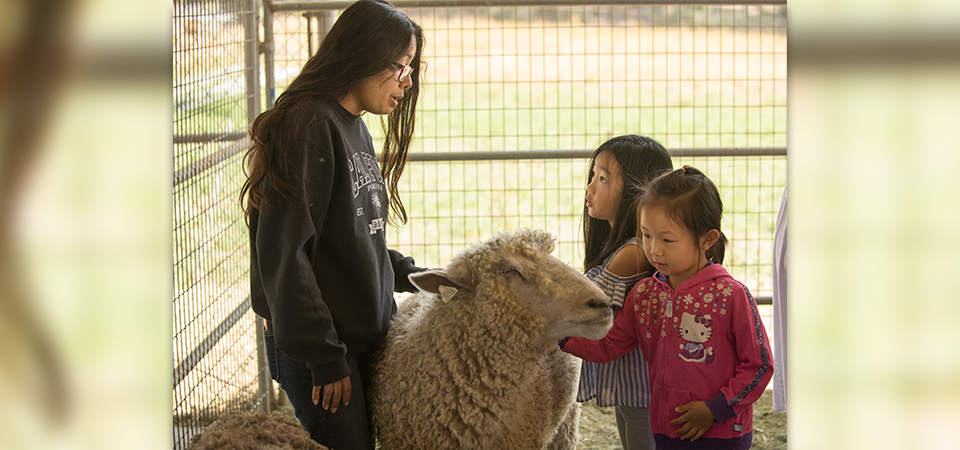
[
  {"xmin": 265, "ymin": 3, "xmax": 787, "ymax": 271},
  {"xmin": 173, "ymin": 1, "xmax": 786, "ymax": 447},
  {"xmin": 173, "ymin": 0, "xmax": 263, "ymax": 447},
  {"xmin": 393, "ymin": 154, "xmax": 785, "ymax": 294}
]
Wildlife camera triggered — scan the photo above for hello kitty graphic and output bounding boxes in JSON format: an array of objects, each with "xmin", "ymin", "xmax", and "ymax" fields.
[{"xmin": 678, "ymin": 312, "xmax": 714, "ymax": 363}]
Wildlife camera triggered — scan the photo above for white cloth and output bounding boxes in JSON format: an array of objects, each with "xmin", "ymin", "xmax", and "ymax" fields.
[{"xmin": 772, "ymin": 185, "xmax": 787, "ymax": 412}]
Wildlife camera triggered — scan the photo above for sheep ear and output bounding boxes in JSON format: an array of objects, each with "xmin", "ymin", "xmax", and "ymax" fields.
[{"xmin": 409, "ymin": 270, "xmax": 468, "ymax": 302}]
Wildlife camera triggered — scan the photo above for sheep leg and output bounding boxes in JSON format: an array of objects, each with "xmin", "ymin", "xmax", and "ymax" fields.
[{"xmin": 543, "ymin": 401, "xmax": 580, "ymax": 450}]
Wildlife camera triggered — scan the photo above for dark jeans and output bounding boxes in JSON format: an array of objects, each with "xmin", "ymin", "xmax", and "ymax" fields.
[
  {"xmin": 264, "ymin": 328, "xmax": 375, "ymax": 449},
  {"xmin": 653, "ymin": 431, "xmax": 753, "ymax": 450}
]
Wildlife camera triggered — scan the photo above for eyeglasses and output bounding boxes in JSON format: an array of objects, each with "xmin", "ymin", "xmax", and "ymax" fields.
[{"xmin": 392, "ymin": 62, "xmax": 413, "ymax": 82}]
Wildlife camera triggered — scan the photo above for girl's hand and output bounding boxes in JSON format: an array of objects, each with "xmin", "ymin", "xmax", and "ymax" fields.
[
  {"xmin": 311, "ymin": 376, "xmax": 352, "ymax": 413},
  {"xmin": 669, "ymin": 400, "xmax": 715, "ymax": 441}
]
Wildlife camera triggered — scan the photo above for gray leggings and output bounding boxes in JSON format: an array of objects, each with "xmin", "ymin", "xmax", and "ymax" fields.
[{"xmin": 614, "ymin": 406, "xmax": 655, "ymax": 450}]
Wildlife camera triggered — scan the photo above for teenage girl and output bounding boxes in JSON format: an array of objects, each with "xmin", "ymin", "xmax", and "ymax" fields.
[
  {"xmin": 240, "ymin": 1, "xmax": 425, "ymax": 448},
  {"xmin": 564, "ymin": 166, "xmax": 773, "ymax": 450},
  {"xmin": 580, "ymin": 135, "xmax": 672, "ymax": 450}
]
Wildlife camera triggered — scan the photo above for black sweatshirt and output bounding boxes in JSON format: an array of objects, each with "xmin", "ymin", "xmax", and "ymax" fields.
[{"xmin": 249, "ymin": 100, "xmax": 421, "ymax": 387}]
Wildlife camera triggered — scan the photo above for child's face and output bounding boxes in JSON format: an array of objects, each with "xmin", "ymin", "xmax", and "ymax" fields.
[
  {"xmin": 585, "ymin": 150, "xmax": 623, "ymax": 226},
  {"xmin": 639, "ymin": 206, "xmax": 709, "ymax": 289}
]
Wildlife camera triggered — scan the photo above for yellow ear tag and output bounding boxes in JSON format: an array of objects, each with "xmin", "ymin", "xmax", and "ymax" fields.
[{"xmin": 438, "ymin": 285, "xmax": 458, "ymax": 303}]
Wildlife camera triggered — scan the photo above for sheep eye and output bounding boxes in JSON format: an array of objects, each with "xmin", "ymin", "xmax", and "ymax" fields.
[{"xmin": 499, "ymin": 268, "xmax": 526, "ymax": 282}]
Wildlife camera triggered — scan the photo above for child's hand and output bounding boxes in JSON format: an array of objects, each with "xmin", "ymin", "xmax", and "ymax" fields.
[{"xmin": 669, "ymin": 400, "xmax": 715, "ymax": 441}]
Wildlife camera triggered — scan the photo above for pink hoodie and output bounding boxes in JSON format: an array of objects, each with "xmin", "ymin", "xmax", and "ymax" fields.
[{"xmin": 563, "ymin": 263, "xmax": 773, "ymax": 441}]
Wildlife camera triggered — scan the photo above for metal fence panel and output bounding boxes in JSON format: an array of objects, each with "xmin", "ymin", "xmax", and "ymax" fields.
[
  {"xmin": 267, "ymin": 4, "xmax": 787, "ymax": 288},
  {"xmin": 172, "ymin": 0, "xmax": 263, "ymax": 448}
]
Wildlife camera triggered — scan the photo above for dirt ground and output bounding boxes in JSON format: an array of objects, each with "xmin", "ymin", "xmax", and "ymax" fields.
[
  {"xmin": 274, "ymin": 388, "xmax": 786, "ymax": 449},
  {"xmin": 578, "ymin": 389, "xmax": 787, "ymax": 450}
]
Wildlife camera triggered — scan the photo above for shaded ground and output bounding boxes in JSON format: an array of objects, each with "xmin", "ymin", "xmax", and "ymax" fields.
[
  {"xmin": 579, "ymin": 389, "xmax": 786, "ymax": 450},
  {"xmin": 274, "ymin": 388, "xmax": 786, "ymax": 449}
]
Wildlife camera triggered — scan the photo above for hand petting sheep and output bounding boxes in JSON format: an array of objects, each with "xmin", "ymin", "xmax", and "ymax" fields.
[{"xmin": 372, "ymin": 229, "xmax": 613, "ymax": 450}]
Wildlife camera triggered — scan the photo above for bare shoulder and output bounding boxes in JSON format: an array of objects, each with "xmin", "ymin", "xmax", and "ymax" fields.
[{"xmin": 605, "ymin": 244, "xmax": 647, "ymax": 278}]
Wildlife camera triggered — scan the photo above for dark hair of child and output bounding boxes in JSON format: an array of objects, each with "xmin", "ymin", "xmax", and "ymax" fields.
[
  {"xmin": 582, "ymin": 134, "xmax": 673, "ymax": 271},
  {"xmin": 638, "ymin": 165, "xmax": 729, "ymax": 264}
]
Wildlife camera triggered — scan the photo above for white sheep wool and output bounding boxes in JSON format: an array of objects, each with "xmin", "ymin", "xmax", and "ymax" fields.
[{"xmin": 371, "ymin": 229, "xmax": 614, "ymax": 450}]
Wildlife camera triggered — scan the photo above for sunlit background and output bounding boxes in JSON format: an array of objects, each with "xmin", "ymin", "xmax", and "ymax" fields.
[{"xmin": 0, "ymin": 0, "xmax": 958, "ymax": 449}]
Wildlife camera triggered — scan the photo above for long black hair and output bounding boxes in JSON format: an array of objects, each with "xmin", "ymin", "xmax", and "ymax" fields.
[
  {"xmin": 582, "ymin": 135, "xmax": 673, "ymax": 271},
  {"xmin": 241, "ymin": 0, "xmax": 423, "ymax": 225}
]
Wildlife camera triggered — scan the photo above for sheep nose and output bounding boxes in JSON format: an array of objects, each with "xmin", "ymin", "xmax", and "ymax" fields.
[{"xmin": 586, "ymin": 297, "xmax": 611, "ymax": 309}]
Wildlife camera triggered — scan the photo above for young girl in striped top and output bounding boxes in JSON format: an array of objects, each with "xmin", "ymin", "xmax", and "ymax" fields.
[
  {"xmin": 564, "ymin": 166, "xmax": 773, "ymax": 449},
  {"xmin": 579, "ymin": 135, "xmax": 673, "ymax": 450}
]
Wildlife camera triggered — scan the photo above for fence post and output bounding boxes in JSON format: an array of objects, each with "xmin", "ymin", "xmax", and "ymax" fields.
[
  {"xmin": 316, "ymin": 10, "xmax": 336, "ymax": 48},
  {"xmin": 303, "ymin": 11, "xmax": 336, "ymax": 63},
  {"xmin": 245, "ymin": 0, "xmax": 261, "ymax": 126},
  {"xmin": 256, "ymin": 322, "xmax": 274, "ymax": 413},
  {"xmin": 263, "ymin": 1, "xmax": 276, "ymax": 107},
  {"xmin": 244, "ymin": 0, "xmax": 271, "ymax": 415}
]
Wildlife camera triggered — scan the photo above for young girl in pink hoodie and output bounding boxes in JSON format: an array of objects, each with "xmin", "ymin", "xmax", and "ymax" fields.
[{"xmin": 562, "ymin": 166, "xmax": 773, "ymax": 449}]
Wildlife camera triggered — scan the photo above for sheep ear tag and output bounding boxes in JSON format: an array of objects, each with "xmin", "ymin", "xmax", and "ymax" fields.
[{"xmin": 438, "ymin": 285, "xmax": 458, "ymax": 303}]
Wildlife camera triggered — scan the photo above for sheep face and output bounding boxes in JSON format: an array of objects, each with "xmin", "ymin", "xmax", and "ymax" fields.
[
  {"xmin": 409, "ymin": 229, "xmax": 614, "ymax": 342},
  {"xmin": 378, "ymin": 230, "xmax": 606, "ymax": 450}
]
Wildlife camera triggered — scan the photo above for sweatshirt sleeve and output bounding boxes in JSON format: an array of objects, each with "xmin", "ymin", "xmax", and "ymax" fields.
[
  {"xmin": 561, "ymin": 285, "xmax": 643, "ymax": 363},
  {"xmin": 715, "ymin": 284, "xmax": 775, "ymax": 419},
  {"xmin": 389, "ymin": 249, "xmax": 425, "ymax": 293},
  {"xmin": 253, "ymin": 137, "xmax": 350, "ymax": 387}
]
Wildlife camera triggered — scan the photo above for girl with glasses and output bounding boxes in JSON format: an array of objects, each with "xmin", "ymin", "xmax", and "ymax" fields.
[{"xmin": 240, "ymin": 1, "xmax": 425, "ymax": 447}]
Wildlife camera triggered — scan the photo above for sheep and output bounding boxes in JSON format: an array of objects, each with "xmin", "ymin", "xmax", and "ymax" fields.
[
  {"xmin": 188, "ymin": 411, "xmax": 329, "ymax": 450},
  {"xmin": 372, "ymin": 229, "xmax": 614, "ymax": 450}
]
